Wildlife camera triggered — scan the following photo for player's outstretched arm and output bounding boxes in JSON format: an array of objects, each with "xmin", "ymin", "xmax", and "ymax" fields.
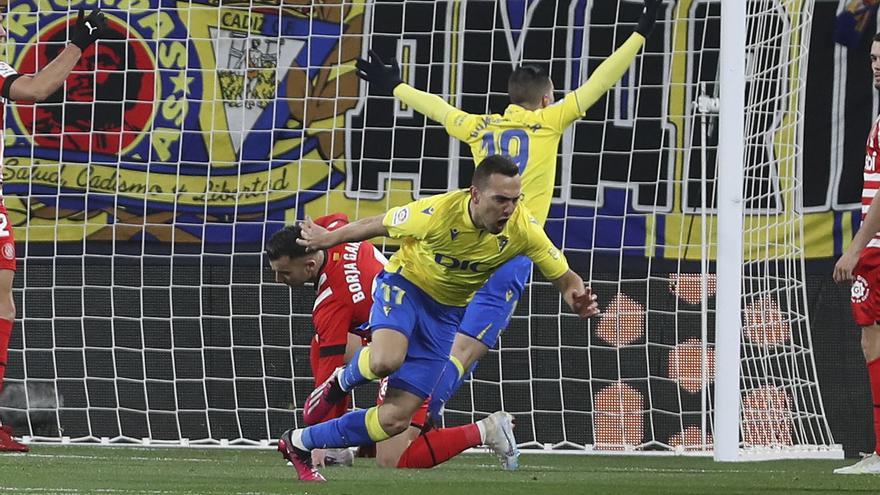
[
  {"xmin": 551, "ymin": 270, "xmax": 600, "ymax": 318},
  {"xmin": 7, "ymin": 9, "xmax": 107, "ymax": 101},
  {"xmin": 355, "ymin": 50, "xmax": 403, "ymax": 95},
  {"xmin": 356, "ymin": 50, "xmax": 468, "ymax": 130},
  {"xmin": 297, "ymin": 214, "xmax": 387, "ymax": 252},
  {"xmin": 834, "ymin": 192, "xmax": 880, "ymax": 283},
  {"xmin": 548, "ymin": 0, "xmax": 662, "ymax": 128}
]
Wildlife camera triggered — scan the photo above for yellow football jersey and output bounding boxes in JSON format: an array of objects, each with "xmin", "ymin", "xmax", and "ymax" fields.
[
  {"xmin": 382, "ymin": 190, "xmax": 569, "ymax": 307},
  {"xmin": 393, "ymin": 32, "xmax": 645, "ymax": 225}
]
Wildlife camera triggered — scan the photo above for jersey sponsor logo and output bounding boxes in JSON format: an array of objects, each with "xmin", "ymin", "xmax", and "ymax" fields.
[
  {"xmin": 867, "ymin": 152, "xmax": 877, "ymax": 173},
  {"xmin": 434, "ymin": 253, "xmax": 487, "ymax": 272},
  {"xmin": 1, "ymin": 243, "xmax": 13, "ymax": 261},
  {"xmin": 852, "ymin": 275, "xmax": 870, "ymax": 304},
  {"xmin": 391, "ymin": 207, "xmax": 410, "ymax": 226},
  {"xmin": 450, "ymin": 228, "xmax": 460, "ymax": 241}
]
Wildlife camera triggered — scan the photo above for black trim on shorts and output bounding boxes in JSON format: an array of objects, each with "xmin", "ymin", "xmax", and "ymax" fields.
[{"xmin": 318, "ymin": 344, "xmax": 346, "ymax": 357}]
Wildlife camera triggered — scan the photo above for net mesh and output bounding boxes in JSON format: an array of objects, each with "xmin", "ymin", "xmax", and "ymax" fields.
[{"xmin": 0, "ymin": 0, "xmax": 838, "ymax": 456}]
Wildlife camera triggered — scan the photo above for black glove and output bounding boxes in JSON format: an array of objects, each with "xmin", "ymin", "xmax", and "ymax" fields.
[
  {"xmin": 635, "ymin": 0, "xmax": 662, "ymax": 38},
  {"xmin": 70, "ymin": 8, "xmax": 107, "ymax": 51},
  {"xmin": 355, "ymin": 49, "xmax": 404, "ymax": 95}
]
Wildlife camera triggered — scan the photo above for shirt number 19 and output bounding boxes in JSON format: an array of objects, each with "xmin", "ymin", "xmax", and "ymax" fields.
[{"xmin": 480, "ymin": 129, "xmax": 530, "ymax": 173}]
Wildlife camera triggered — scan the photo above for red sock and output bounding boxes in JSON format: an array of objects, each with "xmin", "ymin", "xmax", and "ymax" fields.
[
  {"xmin": 397, "ymin": 424, "xmax": 482, "ymax": 469},
  {"xmin": 0, "ymin": 318, "xmax": 12, "ymax": 394},
  {"xmin": 869, "ymin": 357, "xmax": 880, "ymax": 454}
]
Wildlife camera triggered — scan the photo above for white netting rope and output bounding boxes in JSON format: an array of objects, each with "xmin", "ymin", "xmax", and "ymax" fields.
[{"xmin": 0, "ymin": 1, "xmax": 838, "ymax": 457}]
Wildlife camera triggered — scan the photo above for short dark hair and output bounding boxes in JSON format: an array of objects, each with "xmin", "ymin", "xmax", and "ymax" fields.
[
  {"xmin": 508, "ymin": 65, "xmax": 552, "ymax": 106},
  {"xmin": 472, "ymin": 155, "xmax": 520, "ymax": 189},
  {"xmin": 266, "ymin": 224, "xmax": 310, "ymax": 261}
]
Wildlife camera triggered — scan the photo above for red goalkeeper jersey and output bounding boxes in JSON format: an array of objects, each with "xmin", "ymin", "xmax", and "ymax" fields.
[{"xmin": 310, "ymin": 214, "xmax": 387, "ymax": 354}]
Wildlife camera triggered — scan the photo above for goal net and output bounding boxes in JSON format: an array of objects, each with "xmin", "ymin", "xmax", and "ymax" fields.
[{"xmin": 0, "ymin": 0, "xmax": 840, "ymax": 457}]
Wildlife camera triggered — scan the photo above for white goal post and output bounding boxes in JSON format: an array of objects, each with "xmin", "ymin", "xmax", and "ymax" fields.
[
  {"xmin": 0, "ymin": 0, "xmax": 842, "ymax": 459},
  {"xmin": 715, "ymin": 0, "xmax": 747, "ymax": 462},
  {"xmin": 714, "ymin": 0, "xmax": 841, "ymax": 461}
]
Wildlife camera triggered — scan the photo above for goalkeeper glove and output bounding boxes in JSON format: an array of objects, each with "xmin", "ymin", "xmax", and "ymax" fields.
[
  {"xmin": 355, "ymin": 50, "xmax": 404, "ymax": 95},
  {"xmin": 635, "ymin": 0, "xmax": 662, "ymax": 38},
  {"xmin": 70, "ymin": 8, "xmax": 107, "ymax": 52}
]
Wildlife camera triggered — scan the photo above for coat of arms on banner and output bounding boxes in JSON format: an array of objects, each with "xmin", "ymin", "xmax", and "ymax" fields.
[{"xmin": 2, "ymin": 0, "xmax": 365, "ymax": 244}]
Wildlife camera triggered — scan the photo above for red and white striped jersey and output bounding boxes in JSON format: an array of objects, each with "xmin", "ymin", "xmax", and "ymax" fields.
[
  {"xmin": 864, "ymin": 115, "xmax": 880, "ymax": 249},
  {"xmin": 310, "ymin": 214, "xmax": 387, "ymax": 352}
]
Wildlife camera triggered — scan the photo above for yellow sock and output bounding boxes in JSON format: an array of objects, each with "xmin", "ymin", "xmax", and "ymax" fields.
[
  {"xmin": 364, "ymin": 406, "xmax": 391, "ymax": 442},
  {"xmin": 357, "ymin": 347, "xmax": 381, "ymax": 381}
]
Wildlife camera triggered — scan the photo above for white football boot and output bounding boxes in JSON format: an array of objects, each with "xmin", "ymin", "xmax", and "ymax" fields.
[
  {"xmin": 833, "ymin": 452, "xmax": 880, "ymax": 474},
  {"xmin": 481, "ymin": 411, "xmax": 520, "ymax": 471},
  {"xmin": 323, "ymin": 447, "xmax": 355, "ymax": 467}
]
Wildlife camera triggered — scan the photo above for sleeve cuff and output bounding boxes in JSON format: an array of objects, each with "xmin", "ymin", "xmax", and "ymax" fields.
[{"xmin": 2, "ymin": 74, "xmax": 23, "ymax": 100}]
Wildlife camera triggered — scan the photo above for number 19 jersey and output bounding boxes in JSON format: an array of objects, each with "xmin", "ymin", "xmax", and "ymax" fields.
[
  {"xmin": 443, "ymin": 105, "xmax": 566, "ymax": 226},
  {"xmin": 392, "ymin": 32, "xmax": 646, "ymax": 225}
]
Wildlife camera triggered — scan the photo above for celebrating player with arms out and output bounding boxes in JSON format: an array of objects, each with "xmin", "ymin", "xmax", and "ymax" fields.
[
  {"xmin": 276, "ymin": 155, "xmax": 599, "ymax": 482},
  {"xmin": 266, "ymin": 214, "xmax": 521, "ymax": 472},
  {"xmin": 354, "ymin": 0, "xmax": 663, "ymax": 422},
  {"xmin": 0, "ymin": 8, "xmax": 109, "ymax": 452}
]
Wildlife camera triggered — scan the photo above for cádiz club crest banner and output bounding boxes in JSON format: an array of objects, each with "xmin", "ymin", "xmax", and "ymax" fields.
[{"xmin": 2, "ymin": 0, "xmax": 364, "ymax": 245}]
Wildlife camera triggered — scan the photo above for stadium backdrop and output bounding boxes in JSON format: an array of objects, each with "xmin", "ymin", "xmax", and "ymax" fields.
[{"xmin": 0, "ymin": 0, "xmax": 874, "ymax": 455}]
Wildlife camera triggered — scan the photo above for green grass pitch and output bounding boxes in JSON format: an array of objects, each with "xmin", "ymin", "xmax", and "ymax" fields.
[{"xmin": 1, "ymin": 446, "xmax": 877, "ymax": 494}]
